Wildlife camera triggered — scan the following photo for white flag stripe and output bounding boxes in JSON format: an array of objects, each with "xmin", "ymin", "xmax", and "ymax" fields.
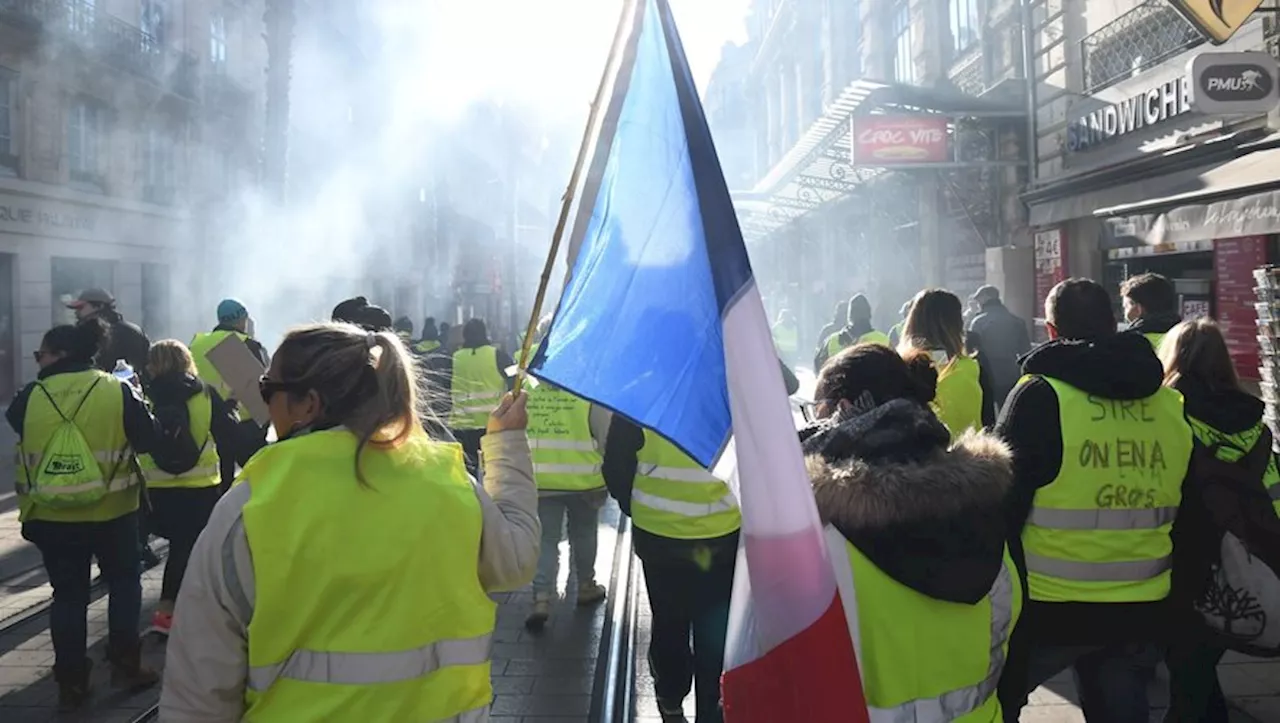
[{"xmin": 721, "ymin": 281, "xmax": 838, "ymax": 656}]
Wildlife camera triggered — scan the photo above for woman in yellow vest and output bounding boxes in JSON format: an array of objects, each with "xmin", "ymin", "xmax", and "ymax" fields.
[
  {"xmin": 4, "ymin": 320, "xmax": 161, "ymax": 710},
  {"xmin": 449, "ymin": 318, "xmax": 515, "ymax": 472},
  {"xmin": 137, "ymin": 340, "xmax": 245, "ymax": 636},
  {"xmin": 1158, "ymin": 319, "xmax": 1280, "ymax": 722},
  {"xmin": 159, "ymin": 322, "xmax": 539, "ymax": 722},
  {"xmin": 897, "ymin": 289, "xmax": 994, "ymax": 438},
  {"xmin": 804, "ymin": 344, "xmax": 1021, "ymax": 722}
]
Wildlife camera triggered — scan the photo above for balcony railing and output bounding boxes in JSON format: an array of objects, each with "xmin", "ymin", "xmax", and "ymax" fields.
[
  {"xmin": 1081, "ymin": 0, "xmax": 1205, "ymax": 95},
  {"xmin": 0, "ymin": 0, "xmax": 197, "ymax": 100}
]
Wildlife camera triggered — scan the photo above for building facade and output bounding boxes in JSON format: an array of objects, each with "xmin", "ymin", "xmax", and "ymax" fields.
[
  {"xmin": 0, "ymin": 0, "xmax": 267, "ymax": 398},
  {"xmin": 1024, "ymin": 0, "xmax": 1280, "ymax": 369},
  {"xmin": 713, "ymin": 0, "xmax": 1031, "ymax": 348}
]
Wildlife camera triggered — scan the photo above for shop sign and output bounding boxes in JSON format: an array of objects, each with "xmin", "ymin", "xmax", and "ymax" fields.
[
  {"xmin": 1189, "ymin": 51, "xmax": 1280, "ymax": 114},
  {"xmin": 1166, "ymin": 0, "xmax": 1264, "ymax": 45},
  {"xmin": 850, "ymin": 116, "xmax": 949, "ymax": 166},
  {"xmin": 0, "ymin": 202, "xmax": 94, "ymax": 234},
  {"xmin": 1066, "ymin": 77, "xmax": 1191, "ymax": 153},
  {"xmin": 1034, "ymin": 228, "xmax": 1068, "ymax": 325}
]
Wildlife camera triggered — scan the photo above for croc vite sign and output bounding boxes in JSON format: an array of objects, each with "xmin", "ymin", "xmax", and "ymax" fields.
[{"xmin": 1165, "ymin": 0, "xmax": 1264, "ymax": 44}]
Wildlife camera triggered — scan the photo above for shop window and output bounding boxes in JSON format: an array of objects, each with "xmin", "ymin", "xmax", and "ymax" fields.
[
  {"xmin": 949, "ymin": 0, "xmax": 981, "ymax": 56},
  {"xmin": 51, "ymin": 257, "xmax": 115, "ymax": 327},
  {"xmin": 67, "ymin": 100, "xmax": 105, "ymax": 187},
  {"xmin": 142, "ymin": 263, "xmax": 169, "ymax": 339},
  {"xmin": 891, "ymin": 2, "xmax": 915, "ymax": 85}
]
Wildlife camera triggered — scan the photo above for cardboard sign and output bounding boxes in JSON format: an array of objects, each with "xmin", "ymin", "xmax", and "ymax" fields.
[{"xmin": 205, "ymin": 334, "xmax": 270, "ymax": 425}]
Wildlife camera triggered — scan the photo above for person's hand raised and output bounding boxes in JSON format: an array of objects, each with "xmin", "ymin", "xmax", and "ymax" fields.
[{"xmin": 487, "ymin": 391, "xmax": 528, "ymax": 433}]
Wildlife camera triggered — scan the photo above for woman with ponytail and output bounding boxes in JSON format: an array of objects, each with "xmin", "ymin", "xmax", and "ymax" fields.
[
  {"xmin": 160, "ymin": 322, "xmax": 540, "ymax": 722},
  {"xmin": 800, "ymin": 343, "xmax": 1020, "ymax": 720}
]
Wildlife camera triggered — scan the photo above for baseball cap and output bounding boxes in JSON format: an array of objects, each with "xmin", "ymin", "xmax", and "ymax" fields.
[
  {"xmin": 970, "ymin": 285, "xmax": 1000, "ymax": 304},
  {"xmin": 217, "ymin": 298, "xmax": 248, "ymax": 323},
  {"xmin": 66, "ymin": 288, "xmax": 114, "ymax": 309}
]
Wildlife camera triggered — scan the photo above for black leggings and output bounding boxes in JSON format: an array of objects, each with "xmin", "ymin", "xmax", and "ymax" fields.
[{"xmin": 146, "ymin": 486, "xmax": 222, "ymax": 603}]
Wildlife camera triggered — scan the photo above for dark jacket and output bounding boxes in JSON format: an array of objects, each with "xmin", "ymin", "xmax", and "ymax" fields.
[
  {"xmin": 967, "ymin": 300, "xmax": 1030, "ymax": 408},
  {"xmin": 803, "ymin": 399, "xmax": 1014, "ymax": 605},
  {"xmin": 1128, "ymin": 311, "xmax": 1182, "ymax": 340},
  {"xmin": 996, "ymin": 331, "xmax": 1188, "ymax": 644},
  {"xmin": 1168, "ymin": 378, "xmax": 1280, "ymax": 623},
  {"xmin": 146, "ymin": 371, "xmax": 249, "ymax": 473},
  {"xmin": 5, "ymin": 359, "xmax": 159, "ymax": 454},
  {"xmin": 92, "ymin": 310, "xmax": 151, "ymax": 381},
  {"xmin": 814, "ymin": 320, "xmax": 876, "ymax": 371}
]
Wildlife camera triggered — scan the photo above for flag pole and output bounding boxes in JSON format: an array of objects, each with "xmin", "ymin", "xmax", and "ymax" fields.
[{"xmin": 513, "ymin": 0, "xmax": 635, "ymax": 394}]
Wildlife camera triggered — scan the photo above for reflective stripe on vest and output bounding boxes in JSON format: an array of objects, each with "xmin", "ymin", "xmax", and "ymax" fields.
[
  {"xmin": 449, "ymin": 346, "xmax": 504, "ymax": 429},
  {"xmin": 22, "ymin": 449, "xmax": 130, "ymax": 468},
  {"xmin": 1186, "ymin": 415, "xmax": 1280, "ymax": 515},
  {"xmin": 247, "ymin": 632, "xmax": 492, "ymax": 691},
  {"xmin": 526, "ymin": 385, "xmax": 604, "ymax": 492},
  {"xmin": 241, "ymin": 429, "xmax": 495, "ymax": 720},
  {"xmin": 827, "ymin": 526, "xmax": 1019, "ymax": 722},
  {"xmin": 632, "ymin": 431, "xmax": 740, "ymax": 540},
  {"xmin": 16, "ymin": 474, "xmax": 136, "ymax": 498},
  {"xmin": 1022, "ymin": 377, "xmax": 1191, "ymax": 603}
]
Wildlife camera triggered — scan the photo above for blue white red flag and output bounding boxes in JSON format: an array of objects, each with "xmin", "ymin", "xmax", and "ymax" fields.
[{"xmin": 528, "ymin": 0, "xmax": 866, "ymax": 719}]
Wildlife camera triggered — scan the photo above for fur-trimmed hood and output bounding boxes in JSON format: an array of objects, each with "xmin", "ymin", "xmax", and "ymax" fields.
[{"xmin": 805, "ymin": 402, "xmax": 1014, "ymax": 605}]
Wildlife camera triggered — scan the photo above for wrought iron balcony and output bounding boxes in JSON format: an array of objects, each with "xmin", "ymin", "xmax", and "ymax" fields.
[
  {"xmin": 0, "ymin": 0, "xmax": 197, "ymax": 101},
  {"xmin": 1081, "ymin": 0, "xmax": 1204, "ymax": 95}
]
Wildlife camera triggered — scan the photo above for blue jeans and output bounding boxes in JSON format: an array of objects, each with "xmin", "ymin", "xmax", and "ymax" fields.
[
  {"xmin": 532, "ymin": 492, "xmax": 603, "ymax": 596},
  {"xmin": 22, "ymin": 512, "xmax": 143, "ymax": 677}
]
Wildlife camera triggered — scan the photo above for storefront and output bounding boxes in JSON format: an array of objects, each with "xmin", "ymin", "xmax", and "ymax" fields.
[
  {"xmin": 0, "ymin": 180, "xmax": 186, "ymax": 396},
  {"xmin": 1023, "ymin": 18, "xmax": 1280, "ymax": 375}
]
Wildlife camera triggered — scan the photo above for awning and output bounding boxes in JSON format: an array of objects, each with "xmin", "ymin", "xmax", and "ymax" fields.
[
  {"xmin": 1028, "ymin": 157, "xmax": 1224, "ymax": 227},
  {"xmin": 1096, "ymin": 135, "xmax": 1280, "ymax": 246}
]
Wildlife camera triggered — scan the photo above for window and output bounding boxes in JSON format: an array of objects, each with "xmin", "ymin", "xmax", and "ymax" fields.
[
  {"xmin": 0, "ymin": 70, "xmax": 15, "ymax": 169},
  {"xmin": 69, "ymin": 0, "xmax": 95, "ymax": 36},
  {"xmin": 949, "ymin": 0, "xmax": 981, "ymax": 55},
  {"xmin": 67, "ymin": 101, "xmax": 103, "ymax": 184},
  {"xmin": 210, "ymin": 13, "xmax": 227, "ymax": 70},
  {"xmin": 891, "ymin": 2, "xmax": 915, "ymax": 84},
  {"xmin": 140, "ymin": 0, "xmax": 164, "ymax": 51},
  {"xmin": 142, "ymin": 129, "xmax": 174, "ymax": 202}
]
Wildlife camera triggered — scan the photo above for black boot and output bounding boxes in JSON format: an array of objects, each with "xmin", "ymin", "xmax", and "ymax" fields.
[
  {"xmin": 54, "ymin": 658, "xmax": 92, "ymax": 712},
  {"xmin": 106, "ymin": 638, "xmax": 159, "ymax": 692}
]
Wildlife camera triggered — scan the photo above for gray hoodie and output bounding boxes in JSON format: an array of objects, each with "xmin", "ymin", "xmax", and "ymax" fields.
[{"xmin": 158, "ymin": 430, "xmax": 540, "ymax": 722}]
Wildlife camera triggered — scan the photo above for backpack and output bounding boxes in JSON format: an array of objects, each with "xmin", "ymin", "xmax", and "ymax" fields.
[
  {"xmin": 1189, "ymin": 432, "xmax": 1280, "ymax": 657},
  {"xmin": 21, "ymin": 377, "xmax": 121, "ymax": 508},
  {"xmin": 149, "ymin": 388, "xmax": 211, "ymax": 475}
]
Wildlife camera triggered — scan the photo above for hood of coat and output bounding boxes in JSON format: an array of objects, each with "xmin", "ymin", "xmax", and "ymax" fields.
[
  {"xmin": 1175, "ymin": 376, "xmax": 1263, "ymax": 435},
  {"xmin": 1020, "ymin": 332, "xmax": 1163, "ymax": 400},
  {"xmin": 148, "ymin": 372, "xmax": 203, "ymax": 405},
  {"xmin": 804, "ymin": 399, "xmax": 1013, "ymax": 604}
]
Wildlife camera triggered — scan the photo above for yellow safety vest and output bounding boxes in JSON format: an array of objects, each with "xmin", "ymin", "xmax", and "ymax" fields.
[
  {"xmin": 138, "ymin": 389, "xmax": 220, "ymax": 489},
  {"xmin": 1022, "ymin": 377, "xmax": 1191, "ymax": 603},
  {"xmin": 934, "ymin": 355, "xmax": 983, "ymax": 439},
  {"xmin": 449, "ymin": 346, "xmax": 505, "ymax": 429},
  {"xmin": 825, "ymin": 329, "xmax": 892, "ymax": 358},
  {"xmin": 1187, "ymin": 415, "xmax": 1280, "ymax": 516},
  {"xmin": 632, "ymin": 431, "xmax": 740, "ymax": 540},
  {"xmin": 414, "ymin": 339, "xmax": 441, "ymax": 355},
  {"xmin": 773, "ymin": 324, "xmax": 798, "ymax": 357},
  {"xmin": 1143, "ymin": 332, "xmax": 1166, "ymax": 351},
  {"xmin": 240, "ymin": 428, "xmax": 495, "ymax": 721},
  {"xmin": 830, "ymin": 528, "xmax": 1021, "ymax": 722},
  {"xmin": 190, "ymin": 330, "xmax": 252, "ymax": 418},
  {"xmin": 17, "ymin": 370, "xmax": 138, "ymax": 523},
  {"xmin": 527, "ymin": 384, "xmax": 604, "ymax": 492}
]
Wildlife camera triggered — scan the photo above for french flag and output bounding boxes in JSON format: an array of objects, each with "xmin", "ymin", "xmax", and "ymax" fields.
[{"xmin": 527, "ymin": 0, "xmax": 866, "ymax": 719}]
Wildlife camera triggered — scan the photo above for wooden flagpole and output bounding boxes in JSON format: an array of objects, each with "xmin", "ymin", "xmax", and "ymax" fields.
[{"xmin": 512, "ymin": 0, "xmax": 637, "ymax": 394}]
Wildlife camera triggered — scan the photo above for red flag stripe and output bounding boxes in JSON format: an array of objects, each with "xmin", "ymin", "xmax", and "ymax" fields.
[{"xmin": 720, "ymin": 592, "xmax": 869, "ymax": 723}]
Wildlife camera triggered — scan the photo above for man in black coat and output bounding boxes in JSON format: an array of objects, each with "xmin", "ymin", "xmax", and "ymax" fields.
[
  {"xmin": 67, "ymin": 289, "xmax": 151, "ymax": 383},
  {"xmin": 966, "ymin": 285, "xmax": 1030, "ymax": 411}
]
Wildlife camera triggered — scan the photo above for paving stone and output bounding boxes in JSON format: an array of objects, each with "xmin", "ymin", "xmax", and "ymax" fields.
[{"xmin": 490, "ymin": 693, "xmax": 591, "ymax": 716}]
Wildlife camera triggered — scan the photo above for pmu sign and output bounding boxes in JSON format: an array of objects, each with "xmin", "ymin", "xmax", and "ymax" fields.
[
  {"xmin": 1165, "ymin": 0, "xmax": 1264, "ymax": 44},
  {"xmin": 1189, "ymin": 51, "xmax": 1280, "ymax": 114}
]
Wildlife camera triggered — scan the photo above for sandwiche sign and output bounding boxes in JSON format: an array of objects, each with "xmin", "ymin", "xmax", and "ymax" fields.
[{"xmin": 851, "ymin": 115, "xmax": 949, "ymax": 166}]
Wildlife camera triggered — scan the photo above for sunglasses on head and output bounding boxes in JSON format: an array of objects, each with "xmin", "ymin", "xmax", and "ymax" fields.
[{"xmin": 258, "ymin": 376, "xmax": 307, "ymax": 405}]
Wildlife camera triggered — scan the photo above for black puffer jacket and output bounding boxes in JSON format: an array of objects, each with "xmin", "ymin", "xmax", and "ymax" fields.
[{"xmin": 802, "ymin": 399, "xmax": 1015, "ymax": 604}]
